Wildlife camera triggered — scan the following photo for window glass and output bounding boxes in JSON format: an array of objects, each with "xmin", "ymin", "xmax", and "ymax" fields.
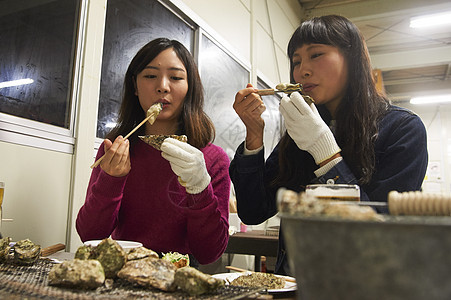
[
  {"xmin": 200, "ymin": 35, "xmax": 250, "ymax": 159},
  {"xmin": 0, "ymin": 0, "xmax": 80, "ymax": 128},
  {"xmin": 257, "ymin": 80, "xmax": 282, "ymax": 159},
  {"xmin": 97, "ymin": 0, "xmax": 194, "ymax": 138}
]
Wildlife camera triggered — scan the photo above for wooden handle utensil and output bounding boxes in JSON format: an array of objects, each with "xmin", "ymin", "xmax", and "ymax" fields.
[{"xmin": 41, "ymin": 243, "xmax": 65, "ymax": 257}]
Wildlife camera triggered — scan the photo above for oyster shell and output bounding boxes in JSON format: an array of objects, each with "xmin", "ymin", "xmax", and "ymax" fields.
[
  {"xmin": 48, "ymin": 259, "xmax": 105, "ymax": 289},
  {"xmin": 0, "ymin": 236, "xmax": 11, "ymax": 262},
  {"xmin": 117, "ymin": 257, "xmax": 177, "ymax": 291},
  {"xmin": 127, "ymin": 246, "xmax": 159, "ymax": 261},
  {"xmin": 139, "ymin": 134, "xmax": 187, "ymax": 150},
  {"xmin": 14, "ymin": 239, "xmax": 41, "ymax": 265},
  {"xmin": 90, "ymin": 238, "xmax": 127, "ymax": 278},
  {"xmin": 74, "ymin": 244, "xmax": 94, "ymax": 260},
  {"xmin": 174, "ymin": 266, "xmax": 224, "ymax": 296}
]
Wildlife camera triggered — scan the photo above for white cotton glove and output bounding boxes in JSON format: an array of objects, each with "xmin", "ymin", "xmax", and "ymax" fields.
[
  {"xmin": 279, "ymin": 92, "xmax": 341, "ymax": 164},
  {"xmin": 160, "ymin": 138, "xmax": 211, "ymax": 194}
]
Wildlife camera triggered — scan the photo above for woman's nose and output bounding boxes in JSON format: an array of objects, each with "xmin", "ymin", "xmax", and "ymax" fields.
[
  {"xmin": 298, "ymin": 63, "xmax": 312, "ymax": 79},
  {"xmin": 157, "ymin": 77, "xmax": 169, "ymax": 93}
]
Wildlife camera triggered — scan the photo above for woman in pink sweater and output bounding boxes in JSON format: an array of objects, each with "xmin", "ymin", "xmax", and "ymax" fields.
[{"xmin": 76, "ymin": 38, "xmax": 231, "ymax": 265}]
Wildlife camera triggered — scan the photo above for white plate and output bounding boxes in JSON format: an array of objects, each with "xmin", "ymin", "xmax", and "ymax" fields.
[
  {"xmin": 212, "ymin": 272, "xmax": 297, "ymax": 293},
  {"xmin": 84, "ymin": 240, "xmax": 142, "ymax": 249}
]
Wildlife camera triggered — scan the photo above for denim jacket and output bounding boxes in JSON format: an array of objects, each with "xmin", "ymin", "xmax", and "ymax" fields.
[{"xmin": 229, "ymin": 105, "xmax": 428, "ymax": 276}]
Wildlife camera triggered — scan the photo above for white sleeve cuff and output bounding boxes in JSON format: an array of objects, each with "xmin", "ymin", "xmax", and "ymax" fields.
[
  {"xmin": 243, "ymin": 142, "xmax": 263, "ymax": 156},
  {"xmin": 314, "ymin": 156, "xmax": 343, "ymax": 177}
]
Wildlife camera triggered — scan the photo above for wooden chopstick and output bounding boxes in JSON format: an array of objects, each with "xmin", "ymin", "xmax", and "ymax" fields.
[
  {"xmin": 90, "ymin": 104, "xmax": 162, "ymax": 169},
  {"xmin": 256, "ymin": 88, "xmax": 315, "ymax": 106},
  {"xmin": 257, "ymin": 89, "xmax": 279, "ymax": 96},
  {"xmin": 226, "ymin": 265, "xmax": 250, "ymax": 273},
  {"xmin": 225, "ymin": 266, "xmax": 296, "ymax": 283},
  {"xmin": 257, "ymin": 85, "xmax": 303, "ymax": 96}
]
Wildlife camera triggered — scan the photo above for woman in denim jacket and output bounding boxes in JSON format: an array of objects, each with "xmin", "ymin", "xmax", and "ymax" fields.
[{"xmin": 229, "ymin": 15, "xmax": 428, "ymax": 276}]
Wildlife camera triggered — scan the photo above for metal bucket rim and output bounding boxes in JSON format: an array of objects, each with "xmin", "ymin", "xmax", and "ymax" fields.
[{"xmin": 279, "ymin": 213, "xmax": 451, "ymax": 227}]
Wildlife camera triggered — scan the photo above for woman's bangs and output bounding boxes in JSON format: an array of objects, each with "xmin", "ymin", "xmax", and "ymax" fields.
[{"xmin": 288, "ymin": 20, "xmax": 332, "ymax": 57}]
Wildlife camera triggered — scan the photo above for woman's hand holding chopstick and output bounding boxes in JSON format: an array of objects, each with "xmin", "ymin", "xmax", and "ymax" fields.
[
  {"xmin": 98, "ymin": 135, "xmax": 131, "ymax": 177},
  {"xmin": 90, "ymin": 103, "xmax": 162, "ymax": 169}
]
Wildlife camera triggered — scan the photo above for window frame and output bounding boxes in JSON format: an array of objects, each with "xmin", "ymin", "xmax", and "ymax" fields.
[{"xmin": 0, "ymin": 0, "xmax": 88, "ymax": 154}]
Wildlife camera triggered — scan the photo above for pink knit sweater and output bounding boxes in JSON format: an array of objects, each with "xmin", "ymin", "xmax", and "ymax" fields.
[{"xmin": 76, "ymin": 139, "xmax": 231, "ymax": 264}]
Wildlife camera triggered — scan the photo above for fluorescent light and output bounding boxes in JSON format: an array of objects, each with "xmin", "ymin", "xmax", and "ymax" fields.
[
  {"xmin": 410, "ymin": 94, "xmax": 451, "ymax": 105},
  {"xmin": 410, "ymin": 11, "xmax": 451, "ymax": 28},
  {"xmin": 0, "ymin": 78, "xmax": 34, "ymax": 89},
  {"xmin": 105, "ymin": 122, "xmax": 117, "ymax": 129}
]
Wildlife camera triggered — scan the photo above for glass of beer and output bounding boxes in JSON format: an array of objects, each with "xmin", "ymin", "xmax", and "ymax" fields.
[{"xmin": 305, "ymin": 184, "xmax": 360, "ymax": 202}]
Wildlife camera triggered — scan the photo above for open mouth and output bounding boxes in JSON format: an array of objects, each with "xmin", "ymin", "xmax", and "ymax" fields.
[{"xmin": 157, "ymin": 99, "xmax": 170, "ymax": 109}]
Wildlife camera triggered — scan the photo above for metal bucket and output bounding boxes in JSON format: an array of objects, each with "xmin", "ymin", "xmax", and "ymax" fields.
[{"xmin": 280, "ymin": 214, "xmax": 451, "ymax": 300}]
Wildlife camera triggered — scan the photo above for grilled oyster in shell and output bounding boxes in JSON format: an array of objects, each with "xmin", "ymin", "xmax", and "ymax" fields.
[
  {"xmin": 89, "ymin": 238, "xmax": 127, "ymax": 278},
  {"xmin": 0, "ymin": 236, "xmax": 11, "ymax": 261},
  {"xmin": 117, "ymin": 257, "xmax": 177, "ymax": 292},
  {"xmin": 174, "ymin": 266, "xmax": 224, "ymax": 296},
  {"xmin": 74, "ymin": 244, "xmax": 94, "ymax": 260},
  {"xmin": 48, "ymin": 259, "xmax": 105, "ymax": 289},
  {"xmin": 139, "ymin": 135, "xmax": 187, "ymax": 150},
  {"xmin": 127, "ymin": 246, "xmax": 159, "ymax": 261},
  {"xmin": 14, "ymin": 239, "xmax": 41, "ymax": 265}
]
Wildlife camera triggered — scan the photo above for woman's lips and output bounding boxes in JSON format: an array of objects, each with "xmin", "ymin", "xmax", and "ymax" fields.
[
  {"xmin": 157, "ymin": 100, "xmax": 170, "ymax": 109},
  {"xmin": 302, "ymin": 83, "xmax": 316, "ymax": 92}
]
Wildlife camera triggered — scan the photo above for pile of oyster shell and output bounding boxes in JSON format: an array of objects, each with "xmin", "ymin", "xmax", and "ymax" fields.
[
  {"xmin": 0, "ymin": 236, "xmax": 41, "ymax": 265},
  {"xmin": 48, "ymin": 238, "xmax": 224, "ymax": 295}
]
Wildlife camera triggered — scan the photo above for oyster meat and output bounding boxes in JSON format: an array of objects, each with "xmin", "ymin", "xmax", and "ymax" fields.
[
  {"xmin": 117, "ymin": 257, "xmax": 177, "ymax": 292},
  {"xmin": 90, "ymin": 238, "xmax": 127, "ymax": 278},
  {"xmin": 127, "ymin": 246, "xmax": 159, "ymax": 261},
  {"xmin": 48, "ymin": 259, "xmax": 105, "ymax": 289},
  {"xmin": 174, "ymin": 266, "xmax": 224, "ymax": 296},
  {"xmin": 0, "ymin": 236, "xmax": 11, "ymax": 261},
  {"xmin": 14, "ymin": 239, "xmax": 41, "ymax": 265}
]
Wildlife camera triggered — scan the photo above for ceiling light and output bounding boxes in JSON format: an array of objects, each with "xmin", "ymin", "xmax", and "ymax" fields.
[
  {"xmin": 410, "ymin": 94, "xmax": 451, "ymax": 105},
  {"xmin": 0, "ymin": 78, "xmax": 34, "ymax": 89},
  {"xmin": 410, "ymin": 11, "xmax": 451, "ymax": 28}
]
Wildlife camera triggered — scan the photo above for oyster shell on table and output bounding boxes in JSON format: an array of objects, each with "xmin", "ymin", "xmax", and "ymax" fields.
[
  {"xmin": 174, "ymin": 266, "xmax": 224, "ymax": 296},
  {"xmin": 14, "ymin": 238, "xmax": 41, "ymax": 265},
  {"xmin": 139, "ymin": 134, "xmax": 187, "ymax": 151},
  {"xmin": 0, "ymin": 236, "xmax": 11, "ymax": 262},
  {"xmin": 48, "ymin": 259, "xmax": 105, "ymax": 289},
  {"xmin": 126, "ymin": 246, "xmax": 159, "ymax": 261},
  {"xmin": 117, "ymin": 257, "xmax": 177, "ymax": 292},
  {"xmin": 74, "ymin": 244, "xmax": 94, "ymax": 260},
  {"xmin": 89, "ymin": 238, "xmax": 127, "ymax": 278}
]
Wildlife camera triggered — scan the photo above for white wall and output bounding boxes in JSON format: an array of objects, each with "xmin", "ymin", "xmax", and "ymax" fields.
[
  {"xmin": 0, "ymin": 0, "xmax": 301, "ymax": 252},
  {"xmin": 0, "ymin": 141, "xmax": 71, "ymax": 247},
  {"xmin": 180, "ymin": 0, "xmax": 302, "ymax": 86},
  {"xmin": 395, "ymin": 101, "xmax": 451, "ymax": 194}
]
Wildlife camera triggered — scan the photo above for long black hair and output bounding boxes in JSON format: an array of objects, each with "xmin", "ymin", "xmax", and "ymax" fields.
[
  {"xmin": 106, "ymin": 38, "xmax": 215, "ymax": 149},
  {"xmin": 276, "ymin": 15, "xmax": 389, "ymax": 186}
]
